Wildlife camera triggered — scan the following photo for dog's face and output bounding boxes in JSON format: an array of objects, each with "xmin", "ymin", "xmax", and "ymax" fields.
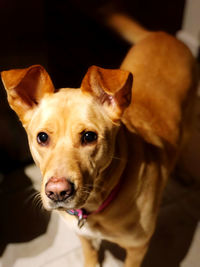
[
  {"xmin": 1, "ymin": 65, "xmax": 132, "ymax": 211},
  {"xmin": 25, "ymin": 88, "xmax": 120, "ymax": 210}
]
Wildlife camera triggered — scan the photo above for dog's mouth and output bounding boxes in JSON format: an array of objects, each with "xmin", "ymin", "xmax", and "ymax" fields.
[{"xmin": 41, "ymin": 184, "xmax": 93, "ymax": 211}]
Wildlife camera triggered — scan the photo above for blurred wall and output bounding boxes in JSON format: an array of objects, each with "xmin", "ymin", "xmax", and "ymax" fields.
[{"xmin": 177, "ymin": 0, "xmax": 200, "ymax": 56}]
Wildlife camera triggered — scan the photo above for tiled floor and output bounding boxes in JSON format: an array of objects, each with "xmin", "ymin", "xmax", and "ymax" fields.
[{"xmin": 0, "ymin": 93, "xmax": 200, "ymax": 266}]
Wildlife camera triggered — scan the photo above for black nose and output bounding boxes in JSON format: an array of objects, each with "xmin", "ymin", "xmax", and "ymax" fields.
[{"xmin": 45, "ymin": 177, "xmax": 74, "ymax": 201}]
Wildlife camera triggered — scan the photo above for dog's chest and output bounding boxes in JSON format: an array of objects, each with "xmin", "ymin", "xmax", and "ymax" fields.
[{"xmin": 59, "ymin": 211, "xmax": 105, "ymax": 240}]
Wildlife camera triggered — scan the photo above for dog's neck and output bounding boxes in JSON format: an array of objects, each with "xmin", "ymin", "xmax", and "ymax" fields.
[{"xmin": 82, "ymin": 125, "xmax": 128, "ymax": 213}]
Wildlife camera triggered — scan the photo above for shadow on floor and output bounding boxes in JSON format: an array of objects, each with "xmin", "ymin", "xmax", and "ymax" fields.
[{"xmin": 0, "ymin": 169, "xmax": 51, "ymax": 257}]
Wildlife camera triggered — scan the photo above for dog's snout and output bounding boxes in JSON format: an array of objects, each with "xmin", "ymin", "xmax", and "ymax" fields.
[{"xmin": 45, "ymin": 177, "xmax": 74, "ymax": 202}]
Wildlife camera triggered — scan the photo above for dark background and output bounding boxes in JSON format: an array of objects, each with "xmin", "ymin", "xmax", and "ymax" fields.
[
  {"xmin": 2, "ymin": 0, "xmax": 197, "ymax": 265},
  {"xmin": 0, "ymin": 0, "xmax": 186, "ymax": 174}
]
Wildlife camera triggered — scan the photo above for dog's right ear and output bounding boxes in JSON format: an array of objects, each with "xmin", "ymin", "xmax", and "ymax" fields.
[{"xmin": 1, "ymin": 65, "xmax": 54, "ymax": 124}]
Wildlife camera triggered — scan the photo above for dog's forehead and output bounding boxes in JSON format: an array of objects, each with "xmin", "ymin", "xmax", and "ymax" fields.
[
  {"xmin": 40, "ymin": 88, "xmax": 91, "ymax": 119},
  {"xmin": 29, "ymin": 88, "xmax": 107, "ymax": 131}
]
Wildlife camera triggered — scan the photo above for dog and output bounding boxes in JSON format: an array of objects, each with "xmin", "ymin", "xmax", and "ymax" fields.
[{"xmin": 1, "ymin": 14, "xmax": 197, "ymax": 267}]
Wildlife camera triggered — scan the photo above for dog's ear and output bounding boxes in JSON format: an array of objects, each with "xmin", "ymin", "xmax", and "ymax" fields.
[
  {"xmin": 1, "ymin": 65, "xmax": 54, "ymax": 124},
  {"xmin": 81, "ymin": 65, "xmax": 133, "ymax": 121}
]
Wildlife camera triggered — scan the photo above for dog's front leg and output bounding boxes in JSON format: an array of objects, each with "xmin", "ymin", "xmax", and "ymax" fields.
[
  {"xmin": 124, "ymin": 243, "xmax": 148, "ymax": 267},
  {"xmin": 79, "ymin": 235, "xmax": 100, "ymax": 267}
]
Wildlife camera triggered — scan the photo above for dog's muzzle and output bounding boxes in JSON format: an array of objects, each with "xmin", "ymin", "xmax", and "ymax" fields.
[{"xmin": 45, "ymin": 177, "xmax": 75, "ymax": 202}]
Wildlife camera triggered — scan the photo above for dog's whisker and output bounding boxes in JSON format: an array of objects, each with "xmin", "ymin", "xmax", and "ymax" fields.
[
  {"xmin": 81, "ymin": 184, "xmax": 108, "ymax": 194},
  {"xmin": 37, "ymin": 200, "xmax": 45, "ymax": 211},
  {"xmin": 33, "ymin": 194, "xmax": 45, "ymax": 211},
  {"xmin": 32, "ymin": 194, "xmax": 41, "ymax": 207},
  {"xmin": 80, "ymin": 189, "xmax": 91, "ymax": 195},
  {"xmin": 112, "ymin": 156, "xmax": 124, "ymax": 161},
  {"xmin": 25, "ymin": 190, "xmax": 45, "ymax": 212},
  {"xmin": 24, "ymin": 190, "xmax": 39, "ymax": 205}
]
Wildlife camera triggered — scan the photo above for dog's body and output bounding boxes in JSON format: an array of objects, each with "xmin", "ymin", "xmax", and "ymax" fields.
[{"xmin": 1, "ymin": 14, "xmax": 197, "ymax": 267}]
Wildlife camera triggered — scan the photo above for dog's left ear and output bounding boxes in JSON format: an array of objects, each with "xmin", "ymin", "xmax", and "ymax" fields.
[
  {"xmin": 81, "ymin": 66, "xmax": 133, "ymax": 121},
  {"xmin": 1, "ymin": 65, "xmax": 54, "ymax": 125}
]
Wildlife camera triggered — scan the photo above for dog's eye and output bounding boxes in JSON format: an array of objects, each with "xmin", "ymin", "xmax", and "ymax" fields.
[
  {"xmin": 37, "ymin": 132, "xmax": 49, "ymax": 145},
  {"xmin": 81, "ymin": 131, "xmax": 98, "ymax": 145}
]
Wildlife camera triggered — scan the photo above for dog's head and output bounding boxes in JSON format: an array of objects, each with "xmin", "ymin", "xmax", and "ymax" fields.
[{"xmin": 1, "ymin": 65, "xmax": 133, "ymax": 211}]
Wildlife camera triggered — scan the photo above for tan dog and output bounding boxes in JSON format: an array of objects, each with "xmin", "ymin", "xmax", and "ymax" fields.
[{"xmin": 1, "ymin": 14, "xmax": 197, "ymax": 267}]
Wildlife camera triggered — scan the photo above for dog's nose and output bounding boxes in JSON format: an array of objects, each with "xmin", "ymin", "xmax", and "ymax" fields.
[{"xmin": 45, "ymin": 177, "xmax": 74, "ymax": 201}]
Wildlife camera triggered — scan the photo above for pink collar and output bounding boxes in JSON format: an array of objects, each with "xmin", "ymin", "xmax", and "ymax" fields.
[{"xmin": 66, "ymin": 180, "xmax": 122, "ymax": 228}]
